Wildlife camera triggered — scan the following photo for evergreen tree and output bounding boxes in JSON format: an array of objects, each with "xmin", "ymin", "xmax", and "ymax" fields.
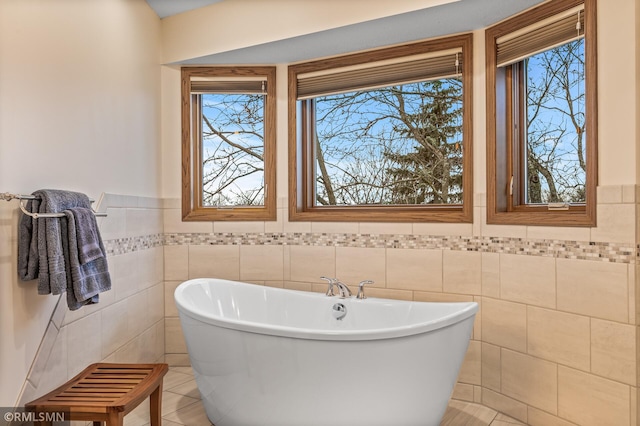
[{"xmin": 384, "ymin": 79, "xmax": 463, "ymax": 204}]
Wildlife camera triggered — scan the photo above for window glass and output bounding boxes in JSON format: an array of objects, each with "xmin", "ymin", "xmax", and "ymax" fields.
[
  {"xmin": 200, "ymin": 93, "xmax": 266, "ymax": 207},
  {"xmin": 310, "ymin": 79, "xmax": 463, "ymax": 207},
  {"xmin": 523, "ymin": 39, "xmax": 585, "ymax": 205}
]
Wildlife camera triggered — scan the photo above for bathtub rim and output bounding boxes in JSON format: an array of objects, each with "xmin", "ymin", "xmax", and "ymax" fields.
[{"xmin": 175, "ymin": 278, "xmax": 478, "ymax": 341}]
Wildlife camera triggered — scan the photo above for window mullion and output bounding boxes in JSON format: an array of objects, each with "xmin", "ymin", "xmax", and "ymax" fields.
[
  {"xmin": 516, "ymin": 63, "xmax": 527, "ymax": 208},
  {"xmin": 505, "ymin": 66, "xmax": 516, "ymax": 212},
  {"xmin": 307, "ymin": 100, "xmax": 317, "ymax": 208},
  {"xmin": 192, "ymin": 94, "xmax": 204, "ymax": 211}
]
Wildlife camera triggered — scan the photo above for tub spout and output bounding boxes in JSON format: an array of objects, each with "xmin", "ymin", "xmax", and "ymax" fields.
[
  {"xmin": 320, "ymin": 277, "xmax": 352, "ymax": 298},
  {"xmin": 335, "ymin": 280, "xmax": 352, "ymax": 298}
]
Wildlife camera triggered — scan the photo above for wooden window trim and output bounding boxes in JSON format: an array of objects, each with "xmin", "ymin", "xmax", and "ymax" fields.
[
  {"xmin": 181, "ymin": 66, "xmax": 277, "ymax": 221},
  {"xmin": 288, "ymin": 34, "xmax": 474, "ymax": 223},
  {"xmin": 486, "ymin": 0, "xmax": 597, "ymax": 227}
]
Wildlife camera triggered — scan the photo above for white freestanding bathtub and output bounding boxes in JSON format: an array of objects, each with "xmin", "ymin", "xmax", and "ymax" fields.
[{"xmin": 175, "ymin": 278, "xmax": 478, "ymax": 426}]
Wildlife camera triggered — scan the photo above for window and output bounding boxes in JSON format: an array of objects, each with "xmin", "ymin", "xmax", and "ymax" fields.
[
  {"xmin": 288, "ymin": 35, "xmax": 473, "ymax": 222},
  {"xmin": 486, "ymin": 0, "xmax": 597, "ymax": 226},
  {"xmin": 181, "ymin": 67, "xmax": 276, "ymax": 221}
]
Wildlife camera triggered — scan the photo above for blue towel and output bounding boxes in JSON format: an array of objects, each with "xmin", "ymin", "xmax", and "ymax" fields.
[
  {"xmin": 62, "ymin": 209, "xmax": 111, "ymax": 310},
  {"xmin": 17, "ymin": 197, "xmax": 41, "ymax": 282},
  {"xmin": 17, "ymin": 189, "xmax": 111, "ymax": 310},
  {"xmin": 71, "ymin": 207, "xmax": 105, "ymax": 264},
  {"xmin": 18, "ymin": 189, "xmax": 91, "ymax": 295}
]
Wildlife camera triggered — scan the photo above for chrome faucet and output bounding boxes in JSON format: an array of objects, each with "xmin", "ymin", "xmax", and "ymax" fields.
[
  {"xmin": 356, "ymin": 280, "xmax": 374, "ymax": 299},
  {"xmin": 320, "ymin": 277, "xmax": 353, "ymax": 298},
  {"xmin": 334, "ymin": 280, "xmax": 352, "ymax": 298}
]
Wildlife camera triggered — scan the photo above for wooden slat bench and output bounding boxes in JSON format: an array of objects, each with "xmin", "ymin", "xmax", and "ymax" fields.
[{"xmin": 25, "ymin": 363, "xmax": 169, "ymax": 426}]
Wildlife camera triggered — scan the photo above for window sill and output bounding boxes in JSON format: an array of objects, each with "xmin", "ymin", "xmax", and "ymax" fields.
[
  {"xmin": 182, "ymin": 205, "xmax": 277, "ymax": 222},
  {"xmin": 486, "ymin": 208, "xmax": 596, "ymax": 227},
  {"xmin": 289, "ymin": 205, "xmax": 472, "ymax": 223}
]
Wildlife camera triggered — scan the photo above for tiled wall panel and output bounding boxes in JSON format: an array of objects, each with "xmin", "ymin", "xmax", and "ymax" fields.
[
  {"xmin": 159, "ymin": 184, "xmax": 640, "ymax": 425},
  {"xmin": 17, "ymin": 194, "xmax": 166, "ymax": 406}
]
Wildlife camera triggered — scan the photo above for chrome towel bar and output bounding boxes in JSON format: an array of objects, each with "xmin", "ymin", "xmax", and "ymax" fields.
[{"xmin": 1, "ymin": 192, "xmax": 107, "ymax": 219}]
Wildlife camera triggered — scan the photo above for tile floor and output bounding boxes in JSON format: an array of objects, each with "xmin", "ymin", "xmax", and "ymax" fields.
[{"xmin": 124, "ymin": 366, "xmax": 524, "ymax": 426}]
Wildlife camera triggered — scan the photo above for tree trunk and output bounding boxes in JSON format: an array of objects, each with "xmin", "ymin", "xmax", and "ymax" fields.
[{"xmin": 315, "ymin": 133, "xmax": 336, "ymax": 205}]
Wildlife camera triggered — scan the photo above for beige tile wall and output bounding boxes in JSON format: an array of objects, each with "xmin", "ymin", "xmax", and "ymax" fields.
[
  {"xmin": 17, "ymin": 194, "xmax": 166, "ymax": 406},
  {"xmin": 162, "ymin": 185, "xmax": 638, "ymax": 425}
]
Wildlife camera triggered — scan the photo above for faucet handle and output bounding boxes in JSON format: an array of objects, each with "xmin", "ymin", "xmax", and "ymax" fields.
[
  {"xmin": 320, "ymin": 276, "xmax": 336, "ymax": 296},
  {"xmin": 356, "ymin": 280, "xmax": 374, "ymax": 299}
]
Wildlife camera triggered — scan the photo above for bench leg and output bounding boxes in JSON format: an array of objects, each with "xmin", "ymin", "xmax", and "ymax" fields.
[
  {"xmin": 106, "ymin": 411, "xmax": 124, "ymax": 426},
  {"xmin": 149, "ymin": 382, "xmax": 163, "ymax": 426}
]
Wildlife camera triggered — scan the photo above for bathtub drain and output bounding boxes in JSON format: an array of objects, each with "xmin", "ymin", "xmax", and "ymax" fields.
[{"xmin": 332, "ymin": 303, "xmax": 347, "ymax": 320}]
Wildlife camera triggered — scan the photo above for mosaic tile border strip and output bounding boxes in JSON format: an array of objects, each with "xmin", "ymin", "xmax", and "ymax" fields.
[
  {"xmin": 104, "ymin": 233, "xmax": 164, "ymax": 256},
  {"xmin": 101, "ymin": 231, "xmax": 636, "ymax": 263},
  {"xmin": 162, "ymin": 232, "xmax": 638, "ymax": 264}
]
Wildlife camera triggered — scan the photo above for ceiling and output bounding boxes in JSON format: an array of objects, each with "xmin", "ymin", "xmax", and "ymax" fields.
[
  {"xmin": 146, "ymin": 0, "xmax": 547, "ymax": 65},
  {"xmin": 145, "ymin": 0, "xmax": 224, "ymax": 18}
]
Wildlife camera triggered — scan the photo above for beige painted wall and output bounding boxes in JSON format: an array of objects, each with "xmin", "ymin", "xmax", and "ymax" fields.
[
  {"xmin": 160, "ymin": 0, "xmax": 457, "ymax": 64},
  {"xmin": 596, "ymin": 0, "xmax": 637, "ymax": 185},
  {"xmin": 637, "ymin": 0, "xmax": 640, "ymax": 186},
  {"xmin": 0, "ymin": 0, "xmax": 162, "ymax": 405}
]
